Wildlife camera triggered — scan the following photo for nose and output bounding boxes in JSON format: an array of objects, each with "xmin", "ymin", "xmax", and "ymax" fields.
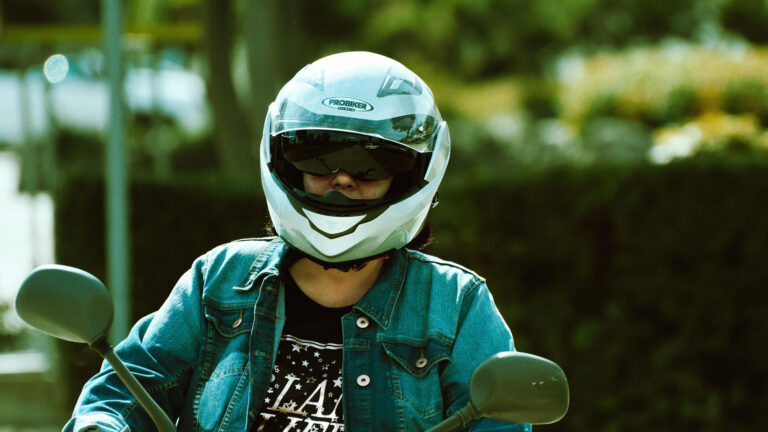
[{"xmin": 331, "ymin": 170, "xmax": 357, "ymax": 191}]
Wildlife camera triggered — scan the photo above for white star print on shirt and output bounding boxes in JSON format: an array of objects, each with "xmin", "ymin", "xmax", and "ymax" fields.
[{"xmin": 259, "ymin": 336, "xmax": 344, "ymax": 430}]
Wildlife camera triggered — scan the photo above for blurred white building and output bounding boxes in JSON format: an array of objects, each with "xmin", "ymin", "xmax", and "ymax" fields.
[{"xmin": 0, "ymin": 52, "xmax": 210, "ymax": 148}]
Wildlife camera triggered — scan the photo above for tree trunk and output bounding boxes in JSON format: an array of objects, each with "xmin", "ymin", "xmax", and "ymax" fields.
[
  {"xmin": 242, "ymin": 0, "xmax": 307, "ymax": 141},
  {"xmin": 200, "ymin": 0, "xmax": 254, "ymax": 173}
]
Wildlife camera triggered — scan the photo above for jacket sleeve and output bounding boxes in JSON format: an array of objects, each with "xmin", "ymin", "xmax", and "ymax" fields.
[
  {"xmin": 63, "ymin": 254, "xmax": 209, "ymax": 432},
  {"xmin": 440, "ymin": 280, "xmax": 532, "ymax": 432}
]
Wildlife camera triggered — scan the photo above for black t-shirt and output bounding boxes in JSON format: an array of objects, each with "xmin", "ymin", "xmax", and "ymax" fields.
[{"xmin": 253, "ymin": 274, "xmax": 351, "ymax": 431}]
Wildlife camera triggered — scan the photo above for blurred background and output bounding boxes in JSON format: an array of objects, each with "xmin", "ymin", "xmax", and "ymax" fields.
[{"xmin": 1, "ymin": 0, "xmax": 768, "ymax": 430}]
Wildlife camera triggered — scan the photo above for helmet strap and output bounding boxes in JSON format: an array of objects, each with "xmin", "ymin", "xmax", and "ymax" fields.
[
  {"xmin": 287, "ymin": 246, "xmax": 393, "ymax": 273},
  {"xmin": 349, "ymin": 254, "xmax": 390, "ymax": 272}
]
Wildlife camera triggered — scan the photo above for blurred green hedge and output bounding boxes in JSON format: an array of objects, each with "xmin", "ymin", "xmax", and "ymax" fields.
[
  {"xmin": 432, "ymin": 158, "xmax": 768, "ymax": 431},
  {"xmin": 55, "ymin": 159, "xmax": 768, "ymax": 431}
]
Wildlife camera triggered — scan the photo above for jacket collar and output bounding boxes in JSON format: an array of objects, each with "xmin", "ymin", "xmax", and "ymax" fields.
[
  {"xmin": 353, "ymin": 249, "xmax": 407, "ymax": 330},
  {"xmin": 233, "ymin": 237, "xmax": 290, "ymax": 291},
  {"xmin": 238, "ymin": 237, "xmax": 408, "ymax": 330}
]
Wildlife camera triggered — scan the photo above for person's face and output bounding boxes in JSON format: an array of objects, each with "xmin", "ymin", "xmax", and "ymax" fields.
[{"xmin": 302, "ymin": 171, "xmax": 392, "ymax": 200}]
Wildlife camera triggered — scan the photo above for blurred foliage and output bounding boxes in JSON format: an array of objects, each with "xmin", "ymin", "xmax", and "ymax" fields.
[
  {"xmin": 54, "ymin": 158, "xmax": 768, "ymax": 430},
  {"xmin": 558, "ymin": 45, "xmax": 768, "ymax": 128},
  {"xmin": 0, "ymin": 0, "xmax": 99, "ymax": 24},
  {"xmin": 650, "ymin": 112, "xmax": 768, "ymax": 163},
  {"xmin": 548, "ymin": 44, "xmax": 768, "ymax": 164},
  {"xmin": 2, "ymin": 0, "xmax": 762, "ymax": 78},
  {"xmin": 0, "ymin": 0, "xmax": 196, "ymax": 25},
  {"xmin": 721, "ymin": 0, "xmax": 768, "ymax": 44},
  {"xmin": 298, "ymin": 0, "xmax": 722, "ymax": 78},
  {"xmin": 5, "ymin": 0, "xmax": 768, "ymax": 171}
]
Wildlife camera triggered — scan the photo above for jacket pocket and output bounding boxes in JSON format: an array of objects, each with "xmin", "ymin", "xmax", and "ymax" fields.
[
  {"xmin": 381, "ymin": 338, "xmax": 451, "ymax": 419},
  {"xmin": 203, "ymin": 305, "xmax": 254, "ymax": 379},
  {"xmin": 197, "ymin": 304, "xmax": 254, "ymax": 430}
]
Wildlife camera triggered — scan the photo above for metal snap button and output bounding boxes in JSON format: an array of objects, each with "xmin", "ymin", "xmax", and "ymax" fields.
[
  {"xmin": 356, "ymin": 374, "xmax": 371, "ymax": 387},
  {"xmin": 356, "ymin": 317, "xmax": 370, "ymax": 329},
  {"xmin": 232, "ymin": 309, "xmax": 244, "ymax": 328},
  {"xmin": 415, "ymin": 357, "xmax": 428, "ymax": 368}
]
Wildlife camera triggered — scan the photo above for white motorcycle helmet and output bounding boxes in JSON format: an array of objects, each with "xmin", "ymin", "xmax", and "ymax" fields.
[{"xmin": 260, "ymin": 51, "xmax": 450, "ymax": 266}]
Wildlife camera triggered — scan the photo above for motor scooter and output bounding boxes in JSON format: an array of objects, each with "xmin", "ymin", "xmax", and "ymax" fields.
[{"xmin": 15, "ymin": 264, "xmax": 570, "ymax": 432}]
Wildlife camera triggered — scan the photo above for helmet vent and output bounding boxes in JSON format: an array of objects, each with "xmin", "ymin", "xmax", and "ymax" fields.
[
  {"xmin": 377, "ymin": 69, "xmax": 422, "ymax": 97},
  {"xmin": 294, "ymin": 64, "xmax": 325, "ymax": 90}
]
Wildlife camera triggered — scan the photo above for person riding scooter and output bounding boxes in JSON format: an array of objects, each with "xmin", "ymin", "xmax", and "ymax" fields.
[{"xmin": 64, "ymin": 51, "xmax": 529, "ymax": 432}]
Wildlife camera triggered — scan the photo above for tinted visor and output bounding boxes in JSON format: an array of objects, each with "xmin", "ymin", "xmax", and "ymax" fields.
[{"xmin": 276, "ymin": 130, "xmax": 419, "ymax": 181}]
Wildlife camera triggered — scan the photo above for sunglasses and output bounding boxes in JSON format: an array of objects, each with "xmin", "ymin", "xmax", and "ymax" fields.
[{"xmin": 275, "ymin": 130, "xmax": 420, "ymax": 181}]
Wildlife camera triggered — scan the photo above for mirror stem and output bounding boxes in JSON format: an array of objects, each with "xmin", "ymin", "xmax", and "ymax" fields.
[
  {"xmin": 89, "ymin": 337, "xmax": 177, "ymax": 432},
  {"xmin": 426, "ymin": 402, "xmax": 480, "ymax": 432},
  {"xmin": 88, "ymin": 335, "xmax": 112, "ymax": 357}
]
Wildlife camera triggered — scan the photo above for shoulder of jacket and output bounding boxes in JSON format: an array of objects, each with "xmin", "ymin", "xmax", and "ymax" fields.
[
  {"xmin": 194, "ymin": 237, "xmax": 286, "ymax": 302},
  {"xmin": 206, "ymin": 236, "xmax": 277, "ymax": 256},
  {"xmin": 404, "ymin": 249, "xmax": 486, "ymax": 286},
  {"xmin": 201, "ymin": 237, "xmax": 281, "ymax": 272}
]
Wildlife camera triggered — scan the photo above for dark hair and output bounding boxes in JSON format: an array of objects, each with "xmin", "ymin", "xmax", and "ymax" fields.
[
  {"xmin": 407, "ymin": 221, "xmax": 433, "ymax": 251},
  {"xmin": 264, "ymin": 216, "xmax": 433, "ymax": 252}
]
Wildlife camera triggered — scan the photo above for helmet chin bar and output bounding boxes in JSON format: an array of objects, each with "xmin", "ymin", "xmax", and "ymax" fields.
[{"xmin": 292, "ymin": 189, "xmax": 384, "ymax": 213}]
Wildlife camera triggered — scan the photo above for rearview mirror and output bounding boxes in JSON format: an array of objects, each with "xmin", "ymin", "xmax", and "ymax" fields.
[
  {"xmin": 16, "ymin": 265, "xmax": 176, "ymax": 432},
  {"xmin": 15, "ymin": 264, "xmax": 114, "ymax": 345},
  {"xmin": 427, "ymin": 351, "xmax": 569, "ymax": 432},
  {"xmin": 470, "ymin": 351, "xmax": 569, "ymax": 424}
]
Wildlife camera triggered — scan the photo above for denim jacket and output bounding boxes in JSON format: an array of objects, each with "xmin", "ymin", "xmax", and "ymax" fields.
[{"xmin": 64, "ymin": 238, "xmax": 530, "ymax": 432}]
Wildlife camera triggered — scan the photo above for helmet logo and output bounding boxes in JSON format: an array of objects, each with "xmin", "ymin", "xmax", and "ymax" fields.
[{"xmin": 322, "ymin": 97, "xmax": 374, "ymax": 112}]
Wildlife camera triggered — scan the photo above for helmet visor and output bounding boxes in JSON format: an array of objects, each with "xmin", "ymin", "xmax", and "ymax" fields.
[
  {"xmin": 276, "ymin": 130, "xmax": 419, "ymax": 181},
  {"xmin": 271, "ymin": 101, "xmax": 440, "ymax": 150}
]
